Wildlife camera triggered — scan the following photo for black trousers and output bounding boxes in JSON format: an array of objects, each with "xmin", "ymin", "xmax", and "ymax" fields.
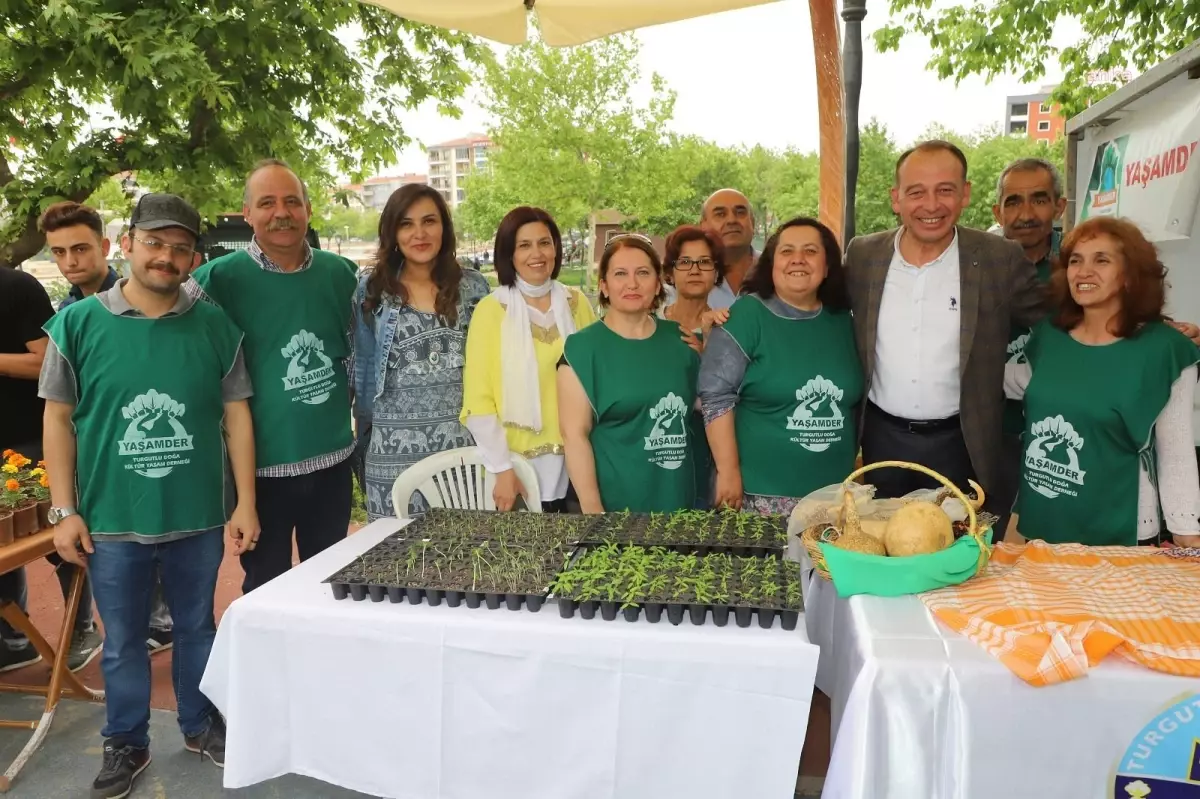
[
  {"xmin": 860, "ymin": 403, "xmax": 978, "ymax": 503},
  {"xmin": 241, "ymin": 458, "xmax": 353, "ymax": 594},
  {"xmin": 992, "ymin": 432, "xmax": 1024, "ymax": 543}
]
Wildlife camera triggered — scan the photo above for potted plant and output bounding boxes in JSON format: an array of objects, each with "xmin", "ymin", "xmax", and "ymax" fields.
[
  {"xmin": 0, "ymin": 476, "xmax": 21, "ymax": 546},
  {"xmin": 28, "ymin": 463, "xmax": 50, "ymax": 530},
  {"xmin": 3, "ymin": 451, "xmax": 38, "ymax": 537}
]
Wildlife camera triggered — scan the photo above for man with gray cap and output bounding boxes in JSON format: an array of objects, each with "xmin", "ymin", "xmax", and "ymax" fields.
[{"xmin": 39, "ymin": 193, "xmax": 260, "ymax": 798}]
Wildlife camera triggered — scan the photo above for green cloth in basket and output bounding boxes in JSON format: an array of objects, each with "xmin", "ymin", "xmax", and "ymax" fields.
[{"xmin": 818, "ymin": 528, "xmax": 994, "ymax": 597}]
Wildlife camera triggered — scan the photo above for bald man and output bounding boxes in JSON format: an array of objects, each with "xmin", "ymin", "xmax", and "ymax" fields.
[{"xmin": 699, "ymin": 189, "xmax": 758, "ymax": 309}]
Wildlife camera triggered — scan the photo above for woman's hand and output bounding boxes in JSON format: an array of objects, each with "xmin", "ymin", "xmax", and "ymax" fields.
[
  {"xmin": 700, "ymin": 308, "xmax": 729, "ymax": 338},
  {"xmin": 680, "ymin": 326, "xmax": 704, "ymax": 354},
  {"xmin": 492, "ymin": 469, "xmax": 526, "ymax": 512},
  {"xmin": 1168, "ymin": 321, "xmax": 1200, "ymax": 346},
  {"xmin": 713, "ymin": 469, "xmax": 743, "ymax": 511}
]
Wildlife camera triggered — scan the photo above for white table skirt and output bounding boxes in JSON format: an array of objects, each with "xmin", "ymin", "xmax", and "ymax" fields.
[
  {"xmin": 803, "ymin": 568, "xmax": 1200, "ymax": 799},
  {"xmin": 202, "ymin": 519, "xmax": 820, "ymax": 799}
]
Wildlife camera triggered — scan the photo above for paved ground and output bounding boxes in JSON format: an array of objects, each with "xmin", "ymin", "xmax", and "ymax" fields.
[{"xmin": 5, "ymin": 525, "xmax": 829, "ymax": 797}]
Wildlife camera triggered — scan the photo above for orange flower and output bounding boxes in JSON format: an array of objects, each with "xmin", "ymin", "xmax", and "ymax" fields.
[
  {"xmin": 7, "ymin": 455, "xmax": 30, "ymax": 468},
  {"xmin": 4, "ymin": 480, "xmax": 18, "ymax": 492},
  {"xmin": 39, "ymin": 474, "xmax": 49, "ymax": 488},
  {"xmin": 36, "ymin": 460, "xmax": 45, "ymax": 468},
  {"xmin": 1, "ymin": 450, "xmax": 12, "ymax": 458}
]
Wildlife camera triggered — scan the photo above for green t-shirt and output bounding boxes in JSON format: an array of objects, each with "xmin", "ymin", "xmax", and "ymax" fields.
[
  {"xmin": 1016, "ymin": 320, "xmax": 1199, "ymax": 546},
  {"xmin": 191, "ymin": 249, "xmax": 357, "ymax": 468},
  {"xmin": 1004, "ymin": 231, "xmax": 1059, "ymax": 436},
  {"xmin": 44, "ymin": 297, "xmax": 242, "ymax": 537},
  {"xmin": 563, "ymin": 318, "xmax": 700, "ymax": 512},
  {"xmin": 720, "ymin": 296, "xmax": 862, "ymax": 499}
]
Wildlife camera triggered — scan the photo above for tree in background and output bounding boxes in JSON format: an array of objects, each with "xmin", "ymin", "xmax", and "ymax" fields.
[
  {"xmin": 457, "ymin": 33, "xmax": 674, "ymax": 242},
  {"xmin": 874, "ymin": 0, "xmax": 1199, "ymax": 115},
  {"xmin": 0, "ymin": 1, "xmax": 483, "ymax": 267}
]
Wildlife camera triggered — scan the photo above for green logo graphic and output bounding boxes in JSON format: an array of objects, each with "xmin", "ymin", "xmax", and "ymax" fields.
[{"xmin": 1082, "ymin": 135, "xmax": 1130, "ymax": 219}]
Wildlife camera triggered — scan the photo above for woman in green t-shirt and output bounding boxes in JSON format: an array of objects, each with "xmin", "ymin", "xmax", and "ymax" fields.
[
  {"xmin": 1005, "ymin": 216, "xmax": 1200, "ymax": 547},
  {"xmin": 557, "ymin": 234, "xmax": 701, "ymax": 513},
  {"xmin": 698, "ymin": 217, "xmax": 861, "ymax": 516}
]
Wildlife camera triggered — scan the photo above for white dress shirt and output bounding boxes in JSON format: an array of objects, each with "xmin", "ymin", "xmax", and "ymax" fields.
[{"xmin": 868, "ymin": 230, "xmax": 962, "ymax": 420}]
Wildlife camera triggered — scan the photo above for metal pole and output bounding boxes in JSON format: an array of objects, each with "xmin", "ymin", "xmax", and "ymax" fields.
[{"xmin": 841, "ymin": 0, "xmax": 867, "ymax": 244}]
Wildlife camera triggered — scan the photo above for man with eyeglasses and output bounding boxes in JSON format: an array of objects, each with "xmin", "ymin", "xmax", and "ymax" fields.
[
  {"xmin": 39, "ymin": 193, "xmax": 260, "ymax": 799},
  {"xmin": 188, "ymin": 159, "xmax": 358, "ymax": 594}
]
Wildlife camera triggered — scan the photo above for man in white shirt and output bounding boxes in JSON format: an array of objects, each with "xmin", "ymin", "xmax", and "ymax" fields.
[{"xmin": 844, "ymin": 141, "xmax": 1045, "ymax": 506}]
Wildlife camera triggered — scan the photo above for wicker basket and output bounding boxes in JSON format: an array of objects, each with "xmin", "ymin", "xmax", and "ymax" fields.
[{"xmin": 802, "ymin": 460, "xmax": 992, "ymax": 584}]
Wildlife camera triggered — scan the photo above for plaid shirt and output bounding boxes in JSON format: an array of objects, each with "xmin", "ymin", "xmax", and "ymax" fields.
[{"xmin": 185, "ymin": 238, "xmax": 356, "ymax": 478}]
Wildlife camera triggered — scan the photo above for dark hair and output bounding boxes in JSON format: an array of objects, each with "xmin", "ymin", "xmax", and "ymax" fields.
[
  {"xmin": 895, "ymin": 139, "xmax": 969, "ymax": 186},
  {"xmin": 1052, "ymin": 216, "xmax": 1167, "ymax": 338},
  {"xmin": 363, "ymin": 184, "xmax": 463, "ymax": 325},
  {"xmin": 493, "ymin": 207, "xmax": 563, "ymax": 286},
  {"xmin": 597, "ymin": 234, "xmax": 666, "ymax": 311},
  {"xmin": 664, "ymin": 225, "xmax": 726, "ymax": 287},
  {"xmin": 743, "ymin": 217, "xmax": 849, "ymax": 312},
  {"xmin": 39, "ymin": 202, "xmax": 104, "ymax": 239}
]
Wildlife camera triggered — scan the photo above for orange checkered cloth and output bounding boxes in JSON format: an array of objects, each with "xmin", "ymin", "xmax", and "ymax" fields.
[{"xmin": 919, "ymin": 541, "xmax": 1200, "ymax": 686}]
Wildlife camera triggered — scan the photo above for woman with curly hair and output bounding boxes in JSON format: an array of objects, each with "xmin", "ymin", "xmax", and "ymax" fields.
[
  {"xmin": 1005, "ymin": 216, "xmax": 1200, "ymax": 546},
  {"xmin": 352, "ymin": 185, "xmax": 490, "ymax": 519},
  {"xmin": 557, "ymin": 234, "xmax": 700, "ymax": 513}
]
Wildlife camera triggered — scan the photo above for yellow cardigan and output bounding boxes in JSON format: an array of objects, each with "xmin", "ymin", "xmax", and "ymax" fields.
[{"xmin": 460, "ymin": 287, "xmax": 597, "ymax": 459}]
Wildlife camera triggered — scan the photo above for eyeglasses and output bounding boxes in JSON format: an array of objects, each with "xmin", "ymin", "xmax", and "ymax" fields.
[
  {"xmin": 132, "ymin": 236, "xmax": 194, "ymax": 259},
  {"xmin": 673, "ymin": 257, "xmax": 715, "ymax": 272}
]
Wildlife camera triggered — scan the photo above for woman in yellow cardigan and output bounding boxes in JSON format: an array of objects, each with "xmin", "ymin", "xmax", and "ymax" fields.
[{"xmin": 461, "ymin": 207, "xmax": 597, "ymax": 511}]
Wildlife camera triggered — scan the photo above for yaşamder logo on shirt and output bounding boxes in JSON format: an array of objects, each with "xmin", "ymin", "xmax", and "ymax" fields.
[
  {"xmin": 1007, "ymin": 333, "xmax": 1030, "ymax": 364},
  {"xmin": 118, "ymin": 389, "xmax": 193, "ymax": 478},
  {"xmin": 1024, "ymin": 414, "xmax": 1086, "ymax": 498},
  {"xmin": 787, "ymin": 375, "xmax": 845, "ymax": 453},
  {"xmin": 644, "ymin": 393, "xmax": 688, "ymax": 470},
  {"xmin": 281, "ymin": 330, "xmax": 336, "ymax": 405}
]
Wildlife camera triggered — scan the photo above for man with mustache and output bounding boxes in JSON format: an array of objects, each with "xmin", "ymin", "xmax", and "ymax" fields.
[
  {"xmin": 699, "ymin": 189, "xmax": 759, "ymax": 310},
  {"xmin": 990, "ymin": 158, "xmax": 1067, "ymax": 534},
  {"xmin": 42, "ymin": 202, "xmax": 176, "ymax": 659},
  {"xmin": 188, "ymin": 159, "xmax": 358, "ymax": 594},
  {"xmin": 39, "ymin": 193, "xmax": 259, "ymax": 798}
]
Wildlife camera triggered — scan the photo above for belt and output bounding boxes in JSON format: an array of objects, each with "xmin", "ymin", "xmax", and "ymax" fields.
[{"xmin": 867, "ymin": 402, "xmax": 961, "ymax": 434}]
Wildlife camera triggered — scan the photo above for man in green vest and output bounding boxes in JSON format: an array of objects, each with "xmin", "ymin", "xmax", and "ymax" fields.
[
  {"xmin": 40, "ymin": 193, "xmax": 260, "ymax": 799},
  {"xmin": 991, "ymin": 158, "xmax": 1066, "ymax": 538},
  {"xmin": 188, "ymin": 159, "xmax": 358, "ymax": 594}
]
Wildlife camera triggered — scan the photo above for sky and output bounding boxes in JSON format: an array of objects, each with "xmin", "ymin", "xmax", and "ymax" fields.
[{"xmin": 385, "ymin": 1, "xmax": 1069, "ymax": 177}]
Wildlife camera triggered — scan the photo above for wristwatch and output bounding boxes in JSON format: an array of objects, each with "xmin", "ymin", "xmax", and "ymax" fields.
[{"xmin": 46, "ymin": 506, "xmax": 77, "ymax": 526}]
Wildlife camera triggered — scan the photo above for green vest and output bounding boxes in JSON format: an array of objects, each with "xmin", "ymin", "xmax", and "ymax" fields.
[
  {"xmin": 44, "ymin": 297, "xmax": 241, "ymax": 537},
  {"xmin": 1016, "ymin": 321, "xmax": 1199, "ymax": 546},
  {"xmin": 563, "ymin": 318, "xmax": 699, "ymax": 512},
  {"xmin": 191, "ymin": 249, "xmax": 356, "ymax": 468},
  {"xmin": 721, "ymin": 296, "xmax": 863, "ymax": 499},
  {"xmin": 1004, "ymin": 233, "xmax": 1058, "ymax": 435}
]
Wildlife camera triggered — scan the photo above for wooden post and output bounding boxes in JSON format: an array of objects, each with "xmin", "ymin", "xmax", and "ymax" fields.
[{"xmin": 809, "ymin": 0, "xmax": 845, "ymax": 246}]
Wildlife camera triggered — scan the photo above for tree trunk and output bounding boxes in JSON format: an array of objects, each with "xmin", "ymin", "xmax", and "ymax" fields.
[{"xmin": 0, "ymin": 213, "xmax": 48, "ymax": 269}]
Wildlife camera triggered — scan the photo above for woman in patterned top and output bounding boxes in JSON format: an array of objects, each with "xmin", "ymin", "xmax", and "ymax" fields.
[{"xmin": 352, "ymin": 185, "xmax": 490, "ymax": 520}]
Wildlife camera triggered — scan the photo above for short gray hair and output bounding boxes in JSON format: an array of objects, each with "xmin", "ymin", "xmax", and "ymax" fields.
[
  {"xmin": 996, "ymin": 158, "xmax": 1063, "ymax": 203},
  {"xmin": 243, "ymin": 158, "xmax": 310, "ymax": 206}
]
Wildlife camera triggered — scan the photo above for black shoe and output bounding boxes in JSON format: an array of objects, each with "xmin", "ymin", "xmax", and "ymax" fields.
[
  {"xmin": 0, "ymin": 641, "xmax": 41, "ymax": 673},
  {"xmin": 146, "ymin": 628, "xmax": 172, "ymax": 655},
  {"xmin": 184, "ymin": 714, "xmax": 225, "ymax": 768},
  {"xmin": 90, "ymin": 741, "xmax": 150, "ymax": 799},
  {"xmin": 68, "ymin": 627, "xmax": 104, "ymax": 673}
]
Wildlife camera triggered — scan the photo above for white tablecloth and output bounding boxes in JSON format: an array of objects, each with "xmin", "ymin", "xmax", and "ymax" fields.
[
  {"xmin": 202, "ymin": 519, "xmax": 819, "ymax": 799},
  {"xmin": 803, "ymin": 571, "xmax": 1200, "ymax": 799}
]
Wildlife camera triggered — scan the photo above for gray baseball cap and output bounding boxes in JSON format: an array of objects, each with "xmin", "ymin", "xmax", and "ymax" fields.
[{"xmin": 130, "ymin": 193, "xmax": 201, "ymax": 238}]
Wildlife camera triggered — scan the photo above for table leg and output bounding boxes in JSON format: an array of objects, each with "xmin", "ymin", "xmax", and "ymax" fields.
[{"xmin": 0, "ymin": 564, "xmax": 104, "ymax": 791}]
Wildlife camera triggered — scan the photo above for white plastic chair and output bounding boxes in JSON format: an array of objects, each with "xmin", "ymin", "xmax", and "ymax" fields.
[{"xmin": 390, "ymin": 446, "xmax": 543, "ymax": 519}]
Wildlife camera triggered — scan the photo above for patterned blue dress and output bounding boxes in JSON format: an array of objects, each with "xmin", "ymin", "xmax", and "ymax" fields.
[{"xmin": 364, "ymin": 271, "xmax": 490, "ymax": 520}]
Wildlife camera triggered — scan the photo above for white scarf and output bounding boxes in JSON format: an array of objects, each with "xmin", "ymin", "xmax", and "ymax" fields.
[{"xmin": 494, "ymin": 277, "xmax": 575, "ymax": 433}]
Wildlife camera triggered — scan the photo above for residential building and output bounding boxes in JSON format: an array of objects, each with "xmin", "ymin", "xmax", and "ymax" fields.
[
  {"xmin": 345, "ymin": 174, "xmax": 429, "ymax": 211},
  {"xmin": 1005, "ymin": 86, "xmax": 1065, "ymax": 143},
  {"xmin": 426, "ymin": 134, "xmax": 492, "ymax": 208}
]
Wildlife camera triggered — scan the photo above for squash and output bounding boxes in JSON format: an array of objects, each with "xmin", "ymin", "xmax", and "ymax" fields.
[{"xmin": 883, "ymin": 501, "xmax": 953, "ymax": 557}]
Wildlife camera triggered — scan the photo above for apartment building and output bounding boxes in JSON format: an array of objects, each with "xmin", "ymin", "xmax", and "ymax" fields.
[
  {"xmin": 1004, "ymin": 86, "xmax": 1065, "ymax": 143},
  {"xmin": 426, "ymin": 134, "xmax": 492, "ymax": 208}
]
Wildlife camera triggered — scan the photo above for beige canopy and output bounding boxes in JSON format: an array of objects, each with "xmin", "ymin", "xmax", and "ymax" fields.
[{"xmin": 363, "ymin": 0, "xmax": 847, "ymax": 240}]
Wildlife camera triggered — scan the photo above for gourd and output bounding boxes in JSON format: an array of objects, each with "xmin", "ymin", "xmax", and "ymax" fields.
[{"xmin": 883, "ymin": 502, "xmax": 953, "ymax": 556}]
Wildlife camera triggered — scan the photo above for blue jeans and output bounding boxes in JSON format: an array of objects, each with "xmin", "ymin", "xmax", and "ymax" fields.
[{"xmin": 88, "ymin": 528, "xmax": 223, "ymax": 748}]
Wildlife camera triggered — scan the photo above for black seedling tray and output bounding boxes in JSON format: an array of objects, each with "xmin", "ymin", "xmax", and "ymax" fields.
[
  {"xmin": 331, "ymin": 580, "xmax": 548, "ymax": 612},
  {"xmin": 555, "ymin": 597, "xmax": 799, "ymax": 630}
]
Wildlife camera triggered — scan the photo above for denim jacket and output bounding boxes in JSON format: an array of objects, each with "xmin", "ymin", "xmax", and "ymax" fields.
[{"xmin": 351, "ymin": 269, "xmax": 490, "ymax": 428}]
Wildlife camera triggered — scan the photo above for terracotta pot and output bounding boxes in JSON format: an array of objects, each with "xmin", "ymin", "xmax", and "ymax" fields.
[
  {"xmin": 13, "ymin": 502, "xmax": 38, "ymax": 538},
  {"xmin": 36, "ymin": 499, "xmax": 50, "ymax": 531},
  {"xmin": 0, "ymin": 512, "xmax": 13, "ymax": 546}
]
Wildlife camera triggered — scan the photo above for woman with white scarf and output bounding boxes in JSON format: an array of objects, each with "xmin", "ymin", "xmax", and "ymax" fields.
[{"xmin": 461, "ymin": 207, "xmax": 597, "ymax": 511}]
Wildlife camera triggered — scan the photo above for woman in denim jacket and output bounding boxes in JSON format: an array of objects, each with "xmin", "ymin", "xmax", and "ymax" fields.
[{"xmin": 352, "ymin": 185, "xmax": 489, "ymax": 519}]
